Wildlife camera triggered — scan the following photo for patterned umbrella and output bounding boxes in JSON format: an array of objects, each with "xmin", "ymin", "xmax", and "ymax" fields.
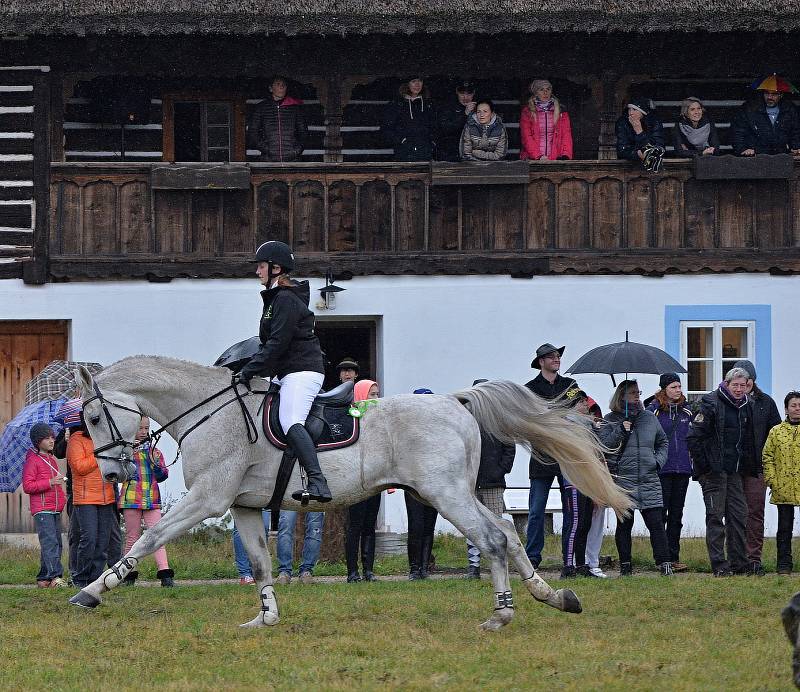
[
  {"xmin": 55, "ymin": 398, "xmax": 83, "ymax": 427},
  {"xmin": 750, "ymin": 74, "xmax": 799, "ymax": 94},
  {"xmin": 25, "ymin": 360, "xmax": 103, "ymax": 406},
  {"xmin": 0, "ymin": 398, "xmax": 67, "ymax": 492}
]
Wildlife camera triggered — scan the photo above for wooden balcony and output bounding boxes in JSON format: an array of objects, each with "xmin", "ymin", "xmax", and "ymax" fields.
[{"xmin": 44, "ymin": 159, "xmax": 800, "ymax": 282}]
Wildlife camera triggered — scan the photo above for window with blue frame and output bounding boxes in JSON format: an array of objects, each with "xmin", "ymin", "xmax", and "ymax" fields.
[{"xmin": 665, "ymin": 305, "xmax": 772, "ymax": 401}]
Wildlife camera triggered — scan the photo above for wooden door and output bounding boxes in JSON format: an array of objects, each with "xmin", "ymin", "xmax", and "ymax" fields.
[{"xmin": 0, "ymin": 320, "xmax": 68, "ymax": 533}]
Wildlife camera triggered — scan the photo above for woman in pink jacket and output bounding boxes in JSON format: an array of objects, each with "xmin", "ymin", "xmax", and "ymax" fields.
[
  {"xmin": 22, "ymin": 423, "xmax": 68, "ymax": 588},
  {"xmin": 519, "ymin": 79, "xmax": 573, "ymax": 161}
]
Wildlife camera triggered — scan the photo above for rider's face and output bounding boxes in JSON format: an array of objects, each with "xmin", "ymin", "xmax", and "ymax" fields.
[{"xmin": 256, "ymin": 262, "xmax": 282, "ymax": 286}]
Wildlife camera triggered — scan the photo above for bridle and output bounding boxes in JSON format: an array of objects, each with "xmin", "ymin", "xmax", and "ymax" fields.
[{"xmin": 83, "ymin": 380, "xmax": 259, "ymax": 467}]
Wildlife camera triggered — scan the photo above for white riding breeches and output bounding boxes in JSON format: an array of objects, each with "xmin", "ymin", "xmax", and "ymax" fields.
[{"xmin": 274, "ymin": 371, "xmax": 325, "ymax": 432}]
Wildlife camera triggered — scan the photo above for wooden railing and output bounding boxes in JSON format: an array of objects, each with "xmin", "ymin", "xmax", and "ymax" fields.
[{"xmin": 44, "ymin": 159, "xmax": 800, "ymax": 281}]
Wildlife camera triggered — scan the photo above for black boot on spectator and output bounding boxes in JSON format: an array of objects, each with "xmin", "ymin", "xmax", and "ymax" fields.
[
  {"xmin": 749, "ymin": 561, "xmax": 766, "ymax": 576},
  {"xmin": 408, "ymin": 536, "xmax": 423, "ymax": 580},
  {"xmin": 346, "ymin": 571, "xmax": 362, "ymax": 583},
  {"xmin": 464, "ymin": 565, "xmax": 481, "ymax": 580},
  {"xmin": 660, "ymin": 562, "xmax": 674, "ymax": 576},
  {"xmin": 420, "ymin": 535, "xmax": 434, "ymax": 579},
  {"xmin": 157, "ymin": 568, "xmax": 175, "ymax": 587},
  {"xmin": 560, "ymin": 565, "xmax": 576, "ymax": 579},
  {"xmin": 361, "ymin": 534, "xmax": 378, "ymax": 581},
  {"xmin": 122, "ymin": 570, "xmax": 138, "ymax": 587},
  {"xmin": 620, "ymin": 562, "xmax": 633, "ymax": 577},
  {"xmin": 576, "ymin": 564, "xmax": 594, "ymax": 578}
]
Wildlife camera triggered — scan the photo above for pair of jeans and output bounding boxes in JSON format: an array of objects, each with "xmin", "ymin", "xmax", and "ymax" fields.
[
  {"xmin": 776, "ymin": 504, "xmax": 798, "ymax": 572},
  {"xmin": 71, "ymin": 503, "xmax": 117, "ymax": 587},
  {"xmin": 660, "ymin": 474, "xmax": 691, "ymax": 562},
  {"xmin": 698, "ymin": 471, "xmax": 748, "ymax": 573},
  {"xmin": 742, "ymin": 473, "xmax": 767, "ymax": 563},
  {"xmin": 233, "ymin": 510, "xmax": 325, "ymax": 577},
  {"xmin": 68, "ymin": 500, "xmax": 121, "ymax": 576},
  {"xmin": 562, "ymin": 486, "xmax": 593, "ymax": 567},
  {"xmin": 615, "ymin": 506, "xmax": 670, "ymax": 566},
  {"xmin": 346, "ymin": 494, "xmax": 381, "ymax": 573},
  {"xmin": 525, "ymin": 475, "xmax": 566, "ymax": 567},
  {"xmin": 33, "ymin": 512, "xmax": 63, "ymax": 581}
]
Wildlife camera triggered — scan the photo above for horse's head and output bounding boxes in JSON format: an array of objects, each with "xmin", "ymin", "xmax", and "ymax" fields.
[{"xmin": 76, "ymin": 365, "xmax": 141, "ymax": 485}]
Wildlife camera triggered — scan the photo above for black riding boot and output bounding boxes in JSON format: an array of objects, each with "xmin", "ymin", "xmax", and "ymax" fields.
[
  {"xmin": 420, "ymin": 535, "xmax": 434, "ymax": 579},
  {"xmin": 287, "ymin": 424, "xmax": 332, "ymax": 503},
  {"xmin": 121, "ymin": 570, "xmax": 138, "ymax": 587},
  {"xmin": 345, "ymin": 525, "xmax": 361, "ymax": 583},
  {"xmin": 408, "ymin": 535, "xmax": 423, "ymax": 580},
  {"xmin": 157, "ymin": 568, "xmax": 175, "ymax": 587},
  {"xmin": 362, "ymin": 533, "xmax": 377, "ymax": 581}
]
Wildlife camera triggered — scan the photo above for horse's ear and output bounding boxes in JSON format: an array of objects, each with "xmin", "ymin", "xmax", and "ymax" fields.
[{"xmin": 74, "ymin": 365, "xmax": 95, "ymax": 399}]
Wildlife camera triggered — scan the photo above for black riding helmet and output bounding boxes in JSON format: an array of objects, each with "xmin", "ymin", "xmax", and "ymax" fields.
[{"xmin": 253, "ymin": 240, "xmax": 295, "ymax": 272}]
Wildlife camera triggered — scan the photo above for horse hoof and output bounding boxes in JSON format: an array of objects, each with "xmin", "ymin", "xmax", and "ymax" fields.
[
  {"xmin": 479, "ymin": 607, "xmax": 514, "ymax": 631},
  {"xmin": 558, "ymin": 588, "xmax": 582, "ymax": 614},
  {"xmin": 69, "ymin": 590, "xmax": 101, "ymax": 609}
]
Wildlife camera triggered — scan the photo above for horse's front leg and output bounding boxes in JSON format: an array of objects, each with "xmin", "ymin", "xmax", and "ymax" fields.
[
  {"xmin": 231, "ymin": 506, "xmax": 279, "ymax": 628},
  {"xmin": 69, "ymin": 483, "xmax": 231, "ymax": 609}
]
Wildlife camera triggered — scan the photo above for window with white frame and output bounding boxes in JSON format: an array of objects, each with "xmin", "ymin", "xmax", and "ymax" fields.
[{"xmin": 680, "ymin": 320, "xmax": 755, "ymax": 401}]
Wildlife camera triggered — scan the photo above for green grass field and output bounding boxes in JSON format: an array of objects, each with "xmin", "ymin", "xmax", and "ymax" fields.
[{"xmin": 0, "ymin": 533, "xmax": 797, "ymax": 690}]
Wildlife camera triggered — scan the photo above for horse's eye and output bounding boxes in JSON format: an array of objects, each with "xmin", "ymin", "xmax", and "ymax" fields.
[{"xmin": 90, "ymin": 415, "xmax": 101, "ymax": 425}]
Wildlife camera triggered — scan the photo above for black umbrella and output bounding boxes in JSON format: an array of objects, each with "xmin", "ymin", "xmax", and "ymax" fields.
[
  {"xmin": 565, "ymin": 332, "xmax": 686, "ymax": 386},
  {"xmin": 213, "ymin": 336, "xmax": 261, "ymax": 372}
]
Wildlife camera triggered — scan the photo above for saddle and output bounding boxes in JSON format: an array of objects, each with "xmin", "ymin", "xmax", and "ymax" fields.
[{"xmin": 262, "ymin": 379, "xmax": 360, "ymax": 452}]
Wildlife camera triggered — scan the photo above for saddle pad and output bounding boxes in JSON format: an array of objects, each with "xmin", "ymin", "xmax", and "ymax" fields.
[{"xmin": 263, "ymin": 392, "xmax": 359, "ymax": 452}]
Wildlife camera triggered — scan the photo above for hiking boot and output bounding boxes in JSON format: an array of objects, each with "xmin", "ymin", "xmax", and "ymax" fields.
[
  {"xmin": 157, "ymin": 568, "xmax": 175, "ymax": 587},
  {"xmin": 588, "ymin": 567, "xmax": 608, "ymax": 579},
  {"xmin": 560, "ymin": 566, "xmax": 576, "ymax": 579},
  {"xmin": 286, "ymin": 424, "xmax": 332, "ymax": 503},
  {"xmin": 750, "ymin": 561, "xmax": 766, "ymax": 577},
  {"xmin": 298, "ymin": 571, "xmax": 314, "ymax": 585},
  {"xmin": 660, "ymin": 562, "xmax": 674, "ymax": 576},
  {"xmin": 464, "ymin": 565, "xmax": 481, "ymax": 580},
  {"xmin": 239, "ymin": 576, "xmax": 255, "ymax": 585},
  {"xmin": 408, "ymin": 569, "xmax": 424, "ymax": 581},
  {"xmin": 671, "ymin": 562, "xmax": 688, "ymax": 573},
  {"xmin": 363, "ymin": 571, "xmax": 378, "ymax": 582},
  {"xmin": 619, "ymin": 562, "xmax": 633, "ymax": 577},
  {"xmin": 49, "ymin": 577, "xmax": 68, "ymax": 588},
  {"xmin": 121, "ymin": 570, "xmax": 138, "ymax": 587},
  {"xmin": 275, "ymin": 572, "xmax": 291, "ymax": 585}
]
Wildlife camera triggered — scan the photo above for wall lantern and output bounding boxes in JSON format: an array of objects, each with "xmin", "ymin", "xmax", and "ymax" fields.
[{"xmin": 318, "ymin": 269, "xmax": 346, "ymax": 310}]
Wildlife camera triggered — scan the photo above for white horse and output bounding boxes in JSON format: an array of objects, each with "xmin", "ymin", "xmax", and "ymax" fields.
[{"xmin": 69, "ymin": 356, "xmax": 631, "ymax": 630}]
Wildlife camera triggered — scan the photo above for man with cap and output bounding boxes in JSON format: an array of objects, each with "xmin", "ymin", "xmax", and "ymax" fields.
[
  {"xmin": 337, "ymin": 357, "xmax": 360, "ymax": 384},
  {"xmin": 732, "ymin": 82, "xmax": 800, "ymax": 156},
  {"xmin": 733, "ymin": 359, "xmax": 781, "ymax": 575},
  {"xmin": 437, "ymin": 80, "xmax": 477, "ymax": 162},
  {"xmin": 523, "ymin": 343, "xmax": 579, "ymax": 569}
]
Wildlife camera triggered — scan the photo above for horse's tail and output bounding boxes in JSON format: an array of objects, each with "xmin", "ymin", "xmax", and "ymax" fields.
[{"xmin": 453, "ymin": 380, "xmax": 632, "ymax": 518}]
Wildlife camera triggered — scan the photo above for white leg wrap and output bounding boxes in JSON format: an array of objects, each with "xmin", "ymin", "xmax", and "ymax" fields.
[
  {"xmin": 102, "ymin": 557, "xmax": 139, "ymax": 591},
  {"xmin": 259, "ymin": 585, "xmax": 280, "ymax": 626}
]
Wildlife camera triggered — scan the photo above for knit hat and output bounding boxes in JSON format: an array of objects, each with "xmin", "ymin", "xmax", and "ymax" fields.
[
  {"xmin": 413, "ymin": 388, "xmax": 433, "ymax": 394},
  {"xmin": 627, "ymin": 97, "xmax": 651, "ymax": 115},
  {"xmin": 733, "ymin": 359, "xmax": 756, "ymax": 381},
  {"xmin": 530, "ymin": 79, "xmax": 553, "ymax": 94},
  {"xmin": 30, "ymin": 422, "xmax": 55, "ymax": 447},
  {"xmin": 659, "ymin": 373, "xmax": 681, "ymax": 389}
]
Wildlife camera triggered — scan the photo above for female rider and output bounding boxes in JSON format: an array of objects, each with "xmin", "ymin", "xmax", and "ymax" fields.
[{"xmin": 236, "ymin": 240, "xmax": 331, "ymax": 503}]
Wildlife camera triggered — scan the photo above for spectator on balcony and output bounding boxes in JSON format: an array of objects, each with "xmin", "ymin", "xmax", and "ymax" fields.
[
  {"xmin": 615, "ymin": 98, "xmax": 666, "ymax": 172},
  {"xmin": 672, "ymin": 97, "xmax": 721, "ymax": 157},
  {"xmin": 519, "ymin": 79, "xmax": 573, "ymax": 161},
  {"xmin": 382, "ymin": 76, "xmax": 437, "ymax": 162},
  {"xmin": 248, "ymin": 75, "xmax": 307, "ymax": 162},
  {"xmin": 438, "ymin": 81, "xmax": 477, "ymax": 162},
  {"xmin": 732, "ymin": 87, "xmax": 800, "ymax": 156},
  {"xmin": 460, "ymin": 99, "xmax": 508, "ymax": 161}
]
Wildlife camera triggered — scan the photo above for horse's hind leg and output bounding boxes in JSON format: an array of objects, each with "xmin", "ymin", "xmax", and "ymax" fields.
[
  {"xmin": 475, "ymin": 502, "xmax": 581, "ymax": 614},
  {"xmin": 69, "ymin": 483, "xmax": 230, "ymax": 609},
  {"xmin": 429, "ymin": 495, "xmax": 514, "ymax": 631},
  {"xmin": 232, "ymin": 506, "xmax": 279, "ymax": 628}
]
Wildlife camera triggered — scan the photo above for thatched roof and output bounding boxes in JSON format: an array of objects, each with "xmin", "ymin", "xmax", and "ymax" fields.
[{"xmin": 2, "ymin": 0, "xmax": 798, "ymax": 35}]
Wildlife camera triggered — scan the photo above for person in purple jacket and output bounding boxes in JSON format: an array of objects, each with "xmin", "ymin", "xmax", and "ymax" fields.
[{"xmin": 647, "ymin": 373, "xmax": 694, "ymax": 571}]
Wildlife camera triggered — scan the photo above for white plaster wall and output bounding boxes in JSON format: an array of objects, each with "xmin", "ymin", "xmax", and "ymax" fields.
[{"xmin": 1, "ymin": 272, "xmax": 797, "ymax": 540}]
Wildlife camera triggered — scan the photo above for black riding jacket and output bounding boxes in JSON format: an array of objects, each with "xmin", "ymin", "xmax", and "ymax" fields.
[
  {"xmin": 240, "ymin": 280, "xmax": 325, "ymax": 382},
  {"xmin": 524, "ymin": 373, "xmax": 578, "ymax": 479}
]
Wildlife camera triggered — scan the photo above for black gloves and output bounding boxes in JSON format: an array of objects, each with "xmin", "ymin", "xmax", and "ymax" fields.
[{"xmin": 232, "ymin": 372, "xmax": 252, "ymax": 391}]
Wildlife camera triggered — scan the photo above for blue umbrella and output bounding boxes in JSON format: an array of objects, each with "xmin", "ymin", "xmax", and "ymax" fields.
[{"xmin": 0, "ymin": 397, "xmax": 67, "ymax": 492}]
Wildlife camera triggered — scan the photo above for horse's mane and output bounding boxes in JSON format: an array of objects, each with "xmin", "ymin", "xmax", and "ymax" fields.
[{"xmin": 97, "ymin": 355, "xmax": 229, "ymax": 394}]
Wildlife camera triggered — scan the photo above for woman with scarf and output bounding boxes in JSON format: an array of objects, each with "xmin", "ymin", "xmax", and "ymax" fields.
[
  {"xmin": 604, "ymin": 380, "xmax": 672, "ymax": 576},
  {"xmin": 519, "ymin": 79, "xmax": 573, "ymax": 161},
  {"xmin": 345, "ymin": 379, "xmax": 382, "ymax": 583},
  {"xmin": 460, "ymin": 99, "xmax": 508, "ymax": 161},
  {"xmin": 382, "ymin": 76, "xmax": 437, "ymax": 162},
  {"xmin": 646, "ymin": 374, "xmax": 694, "ymax": 571},
  {"xmin": 672, "ymin": 97, "xmax": 720, "ymax": 157}
]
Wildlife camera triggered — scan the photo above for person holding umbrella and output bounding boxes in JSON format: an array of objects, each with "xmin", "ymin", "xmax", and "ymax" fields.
[
  {"xmin": 605, "ymin": 380, "xmax": 672, "ymax": 576},
  {"xmin": 732, "ymin": 74, "xmax": 800, "ymax": 156}
]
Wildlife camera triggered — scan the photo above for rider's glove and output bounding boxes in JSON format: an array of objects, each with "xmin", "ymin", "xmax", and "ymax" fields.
[{"xmin": 232, "ymin": 372, "xmax": 252, "ymax": 391}]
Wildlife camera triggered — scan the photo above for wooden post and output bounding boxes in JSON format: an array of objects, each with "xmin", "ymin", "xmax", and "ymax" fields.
[
  {"xmin": 319, "ymin": 75, "xmax": 343, "ymax": 163},
  {"xmin": 23, "ymin": 70, "xmax": 51, "ymax": 285},
  {"xmin": 595, "ymin": 71, "xmax": 619, "ymax": 161}
]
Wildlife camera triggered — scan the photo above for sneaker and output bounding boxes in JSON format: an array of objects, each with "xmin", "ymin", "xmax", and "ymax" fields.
[
  {"xmin": 713, "ymin": 569, "xmax": 734, "ymax": 577},
  {"xmin": 275, "ymin": 572, "xmax": 291, "ymax": 585},
  {"xmin": 239, "ymin": 576, "xmax": 255, "ymax": 585},
  {"xmin": 671, "ymin": 562, "xmax": 689, "ymax": 573},
  {"xmin": 619, "ymin": 562, "xmax": 633, "ymax": 577},
  {"xmin": 660, "ymin": 562, "xmax": 674, "ymax": 576},
  {"xmin": 36, "ymin": 580, "xmax": 51, "ymax": 588},
  {"xmin": 589, "ymin": 567, "xmax": 608, "ymax": 579},
  {"xmin": 464, "ymin": 566, "xmax": 481, "ymax": 580},
  {"xmin": 298, "ymin": 571, "xmax": 314, "ymax": 584},
  {"xmin": 49, "ymin": 577, "xmax": 68, "ymax": 588}
]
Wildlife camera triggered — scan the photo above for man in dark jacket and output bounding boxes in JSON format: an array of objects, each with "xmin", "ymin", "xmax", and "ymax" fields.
[
  {"xmin": 523, "ymin": 343, "xmax": 577, "ymax": 568},
  {"xmin": 437, "ymin": 81, "xmax": 476, "ymax": 162},
  {"xmin": 732, "ymin": 89, "xmax": 800, "ymax": 156},
  {"xmin": 248, "ymin": 76, "xmax": 307, "ymax": 162},
  {"xmin": 733, "ymin": 359, "xmax": 782, "ymax": 575},
  {"xmin": 686, "ymin": 367, "xmax": 754, "ymax": 576},
  {"xmin": 465, "ymin": 379, "xmax": 516, "ymax": 579}
]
